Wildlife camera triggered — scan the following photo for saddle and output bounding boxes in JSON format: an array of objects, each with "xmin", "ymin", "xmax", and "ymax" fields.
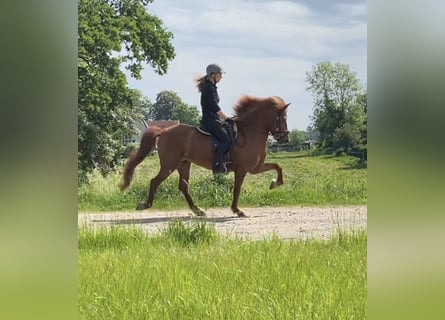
[{"xmin": 196, "ymin": 119, "xmax": 237, "ymax": 170}]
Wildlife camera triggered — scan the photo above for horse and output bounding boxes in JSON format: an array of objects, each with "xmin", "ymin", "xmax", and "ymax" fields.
[{"xmin": 119, "ymin": 95, "xmax": 290, "ymax": 217}]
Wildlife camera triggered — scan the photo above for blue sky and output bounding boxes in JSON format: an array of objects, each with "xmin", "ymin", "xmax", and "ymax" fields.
[{"xmin": 126, "ymin": 0, "xmax": 367, "ymax": 131}]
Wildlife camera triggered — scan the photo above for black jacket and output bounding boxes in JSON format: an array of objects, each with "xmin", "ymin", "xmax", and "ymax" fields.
[{"xmin": 200, "ymin": 79, "xmax": 220, "ymax": 120}]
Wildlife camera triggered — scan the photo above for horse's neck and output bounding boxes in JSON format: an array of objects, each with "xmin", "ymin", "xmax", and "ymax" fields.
[
  {"xmin": 235, "ymin": 106, "xmax": 276, "ymax": 147},
  {"xmin": 237, "ymin": 119, "xmax": 270, "ymax": 149},
  {"xmin": 238, "ymin": 111, "xmax": 272, "ymax": 136}
]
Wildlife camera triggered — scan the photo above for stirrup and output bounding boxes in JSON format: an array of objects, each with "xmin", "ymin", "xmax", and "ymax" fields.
[{"xmin": 212, "ymin": 162, "xmax": 228, "ymax": 175}]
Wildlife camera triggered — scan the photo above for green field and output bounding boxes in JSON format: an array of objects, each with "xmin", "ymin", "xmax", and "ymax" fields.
[
  {"xmin": 79, "ymin": 151, "xmax": 367, "ymax": 319},
  {"xmin": 78, "ymin": 151, "xmax": 367, "ymax": 211},
  {"xmin": 79, "ymin": 223, "xmax": 366, "ymax": 319}
]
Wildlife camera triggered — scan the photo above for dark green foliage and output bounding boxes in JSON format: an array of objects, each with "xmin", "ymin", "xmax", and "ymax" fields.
[
  {"xmin": 78, "ymin": 0, "xmax": 175, "ymax": 182},
  {"xmin": 146, "ymin": 90, "xmax": 201, "ymax": 125},
  {"xmin": 288, "ymin": 129, "xmax": 309, "ymax": 149},
  {"xmin": 306, "ymin": 62, "xmax": 367, "ymax": 155}
]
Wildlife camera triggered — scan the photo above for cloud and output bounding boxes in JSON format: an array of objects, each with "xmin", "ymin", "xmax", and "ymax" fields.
[{"xmin": 127, "ymin": 0, "xmax": 367, "ymax": 130}]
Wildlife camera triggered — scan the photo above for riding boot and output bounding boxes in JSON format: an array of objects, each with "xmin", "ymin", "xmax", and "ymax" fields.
[
  {"xmin": 212, "ymin": 159, "xmax": 227, "ymax": 175},
  {"xmin": 213, "ymin": 144, "xmax": 229, "ymax": 174}
]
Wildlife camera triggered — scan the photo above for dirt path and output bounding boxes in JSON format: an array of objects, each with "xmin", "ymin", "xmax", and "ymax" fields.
[{"xmin": 78, "ymin": 205, "xmax": 366, "ymax": 240}]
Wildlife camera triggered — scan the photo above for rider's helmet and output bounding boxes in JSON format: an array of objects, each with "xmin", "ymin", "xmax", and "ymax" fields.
[{"xmin": 206, "ymin": 64, "xmax": 224, "ymax": 76}]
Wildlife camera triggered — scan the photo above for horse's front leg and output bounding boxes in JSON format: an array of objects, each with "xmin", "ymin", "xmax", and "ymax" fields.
[
  {"xmin": 231, "ymin": 171, "xmax": 247, "ymax": 217},
  {"xmin": 250, "ymin": 162, "xmax": 283, "ymax": 189}
]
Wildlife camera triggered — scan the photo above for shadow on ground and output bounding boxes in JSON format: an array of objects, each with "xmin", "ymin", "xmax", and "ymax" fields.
[{"xmin": 92, "ymin": 215, "xmax": 243, "ymax": 225}]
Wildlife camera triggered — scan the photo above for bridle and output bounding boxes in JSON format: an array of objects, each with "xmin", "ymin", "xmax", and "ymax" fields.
[
  {"xmin": 235, "ymin": 102, "xmax": 290, "ymax": 146},
  {"xmin": 272, "ymin": 111, "xmax": 289, "ymax": 141}
]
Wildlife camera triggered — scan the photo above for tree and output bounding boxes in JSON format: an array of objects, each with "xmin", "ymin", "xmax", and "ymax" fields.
[
  {"xmin": 288, "ymin": 129, "xmax": 308, "ymax": 149},
  {"xmin": 305, "ymin": 62, "xmax": 366, "ymax": 153},
  {"xmin": 138, "ymin": 94, "xmax": 153, "ymax": 121},
  {"xmin": 332, "ymin": 123, "xmax": 362, "ymax": 153},
  {"xmin": 146, "ymin": 90, "xmax": 200, "ymax": 126},
  {"xmin": 306, "ymin": 125, "xmax": 319, "ymax": 141},
  {"xmin": 172, "ymin": 104, "xmax": 200, "ymax": 126},
  {"xmin": 78, "ymin": 0, "xmax": 175, "ymax": 182}
]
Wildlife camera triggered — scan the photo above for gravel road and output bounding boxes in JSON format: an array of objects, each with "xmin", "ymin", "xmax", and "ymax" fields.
[{"xmin": 78, "ymin": 205, "xmax": 366, "ymax": 241}]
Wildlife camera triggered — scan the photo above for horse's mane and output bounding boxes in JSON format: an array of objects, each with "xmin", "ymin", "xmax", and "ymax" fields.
[{"xmin": 233, "ymin": 95, "xmax": 284, "ymax": 120}]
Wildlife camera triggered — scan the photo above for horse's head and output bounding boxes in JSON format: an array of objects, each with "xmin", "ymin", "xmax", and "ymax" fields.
[
  {"xmin": 233, "ymin": 95, "xmax": 290, "ymax": 144},
  {"xmin": 272, "ymin": 102, "xmax": 290, "ymax": 144}
]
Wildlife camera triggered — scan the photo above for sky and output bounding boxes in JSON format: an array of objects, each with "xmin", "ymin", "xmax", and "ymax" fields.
[{"xmin": 126, "ymin": 0, "xmax": 367, "ymax": 131}]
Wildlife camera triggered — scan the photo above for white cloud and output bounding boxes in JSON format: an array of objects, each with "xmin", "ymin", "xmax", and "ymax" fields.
[{"xmin": 127, "ymin": 0, "xmax": 367, "ymax": 130}]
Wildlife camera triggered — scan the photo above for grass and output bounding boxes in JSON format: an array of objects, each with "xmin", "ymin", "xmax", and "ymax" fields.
[
  {"xmin": 78, "ymin": 152, "xmax": 367, "ymax": 319},
  {"xmin": 78, "ymin": 151, "xmax": 367, "ymax": 211},
  {"xmin": 78, "ymin": 222, "xmax": 367, "ymax": 319}
]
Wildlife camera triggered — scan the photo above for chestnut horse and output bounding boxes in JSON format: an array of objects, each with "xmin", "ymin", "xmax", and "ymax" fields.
[{"xmin": 119, "ymin": 95, "xmax": 290, "ymax": 217}]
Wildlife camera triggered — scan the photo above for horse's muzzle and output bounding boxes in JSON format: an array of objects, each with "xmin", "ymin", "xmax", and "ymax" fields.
[{"xmin": 274, "ymin": 131, "xmax": 289, "ymax": 144}]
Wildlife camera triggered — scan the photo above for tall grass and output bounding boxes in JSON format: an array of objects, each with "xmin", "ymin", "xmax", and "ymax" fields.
[
  {"xmin": 161, "ymin": 219, "xmax": 218, "ymax": 246},
  {"xmin": 78, "ymin": 223, "xmax": 366, "ymax": 319},
  {"xmin": 78, "ymin": 151, "xmax": 367, "ymax": 211}
]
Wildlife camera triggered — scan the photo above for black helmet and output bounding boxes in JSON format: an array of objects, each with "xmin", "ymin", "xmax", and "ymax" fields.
[{"xmin": 206, "ymin": 64, "xmax": 224, "ymax": 76}]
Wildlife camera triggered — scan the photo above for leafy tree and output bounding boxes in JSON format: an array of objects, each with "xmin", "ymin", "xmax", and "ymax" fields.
[
  {"xmin": 138, "ymin": 94, "xmax": 153, "ymax": 121},
  {"xmin": 146, "ymin": 90, "xmax": 180, "ymax": 120},
  {"xmin": 78, "ymin": 0, "xmax": 175, "ymax": 182},
  {"xmin": 288, "ymin": 129, "xmax": 308, "ymax": 149},
  {"xmin": 306, "ymin": 125, "xmax": 319, "ymax": 141},
  {"xmin": 146, "ymin": 90, "xmax": 200, "ymax": 125},
  {"xmin": 305, "ymin": 62, "xmax": 366, "ymax": 153},
  {"xmin": 172, "ymin": 104, "xmax": 200, "ymax": 126},
  {"xmin": 332, "ymin": 123, "xmax": 362, "ymax": 153}
]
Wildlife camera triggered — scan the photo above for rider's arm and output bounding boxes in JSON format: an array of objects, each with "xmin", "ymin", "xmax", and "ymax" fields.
[{"xmin": 217, "ymin": 110, "xmax": 228, "ymax": 120}]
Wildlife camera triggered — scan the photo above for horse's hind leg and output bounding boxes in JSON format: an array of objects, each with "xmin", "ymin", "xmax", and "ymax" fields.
[
  {"xmin": 177, "ymin": 161, "xmax": 206, "ymax": 216},
  {"xmin": 136, "ymin": 168, "xmax": 172, "ymax": 210}
]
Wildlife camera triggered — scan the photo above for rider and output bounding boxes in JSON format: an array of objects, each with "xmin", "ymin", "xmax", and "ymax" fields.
[{"xmin": 195, "ymin": 64, "xmax": 231, "ymax": 174}]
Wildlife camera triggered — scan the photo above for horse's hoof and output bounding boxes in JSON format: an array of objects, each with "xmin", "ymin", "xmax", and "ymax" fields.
[
  {"xmin": 136, "ymin": 203, "xmax": 147, "ymax": 210},
  {"xmin": 234, "ymin": 210, "xmax": 247, "ymax": 218},
  {"xmin": 193, "ymin": 207, "xmax": 206, "ymax": 217},
  {"xmin": 269, "ymin": 180, "xmax": 283, "ymax": 189}
]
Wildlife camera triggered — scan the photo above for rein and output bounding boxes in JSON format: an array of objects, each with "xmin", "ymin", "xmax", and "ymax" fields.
[
  {"xmin": 272, "ymin": 114, "xmax": 289, "ymax": 141},
  {"xmin": 232, "ymin": 100, "xmax": 290, "ymax": 146}
]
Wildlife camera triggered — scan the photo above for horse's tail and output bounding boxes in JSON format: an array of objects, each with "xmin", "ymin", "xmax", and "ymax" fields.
[{"xmin": 119, "ymin": 126, "xmax": 163, "ymax": 191}]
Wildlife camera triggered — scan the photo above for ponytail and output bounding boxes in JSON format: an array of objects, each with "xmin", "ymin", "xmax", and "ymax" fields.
[{"xmin": 194, "ymin": 75, "xmax": 207, "ymax": 92}]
